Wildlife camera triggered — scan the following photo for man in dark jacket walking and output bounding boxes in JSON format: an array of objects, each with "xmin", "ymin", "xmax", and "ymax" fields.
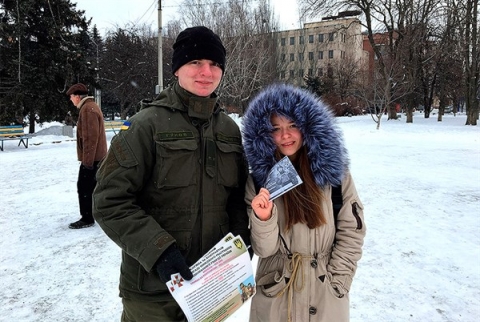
[
  {"xmin": 67, "ymin": 83, "xmax": 107, "ymax": 229},
  {"xmin": 93, "ymin": 26, "xmax": 250, "ymax": 321}
]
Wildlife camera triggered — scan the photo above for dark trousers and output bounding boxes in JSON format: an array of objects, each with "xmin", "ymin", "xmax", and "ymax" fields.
[{"xmin": 77, "ymin": 162, "xmax": 99, "ymax": 224}]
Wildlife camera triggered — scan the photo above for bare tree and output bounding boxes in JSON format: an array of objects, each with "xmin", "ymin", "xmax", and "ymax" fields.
[
  {"xmin": 426, "ymin": 1, "xmax": 464, "ymax": 121},
  {"xmin": 300, "ymin": 0, "xmax": 479, "ymax": 126},
  {"xmin": 331, "ymin": 56, "xmax": 363, "ymax": 101},
  {"xmin": 299, "ymin": 0, "xmax": 411, "ymax": 127},
  {"xmin": 463, "ymin": 0, "xmax": 479, "ymax": 125}
]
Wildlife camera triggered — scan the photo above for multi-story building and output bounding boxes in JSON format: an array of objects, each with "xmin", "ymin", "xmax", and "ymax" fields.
[{"xmin": 275, "ymin": 11, "xmax": 368, "ymax": 86}]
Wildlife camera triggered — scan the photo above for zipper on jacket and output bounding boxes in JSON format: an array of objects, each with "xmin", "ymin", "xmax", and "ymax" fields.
[
  {"xmin": 198, "ymin": 121, "xmax": 209, "ymax": 254},
  {"xmin": 352, "ymin": 202, "xmax": 363, "ymax": 230}
]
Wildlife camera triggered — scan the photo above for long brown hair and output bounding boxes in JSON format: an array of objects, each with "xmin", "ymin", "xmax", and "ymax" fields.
[{"xmin": 277, "ymin": 147, "xmax": 327, "ymax": 231}]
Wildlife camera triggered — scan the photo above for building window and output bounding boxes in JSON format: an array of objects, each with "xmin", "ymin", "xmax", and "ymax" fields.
[
  {"xmin": 327, "ymin": 66, "xmax": 333, "ymax": 77},
  {"xmin": 318, "ymin": 34, "xmax": 324, "ymax": 42},
  {"xmin": 318, "ymin": 68, "xmax": 323, "ymax": 77},
  {"xmin": 328, "ymin": 50, "xmax": 334, "ymax": 59},
  {"xmin": 281, "ymin": 38, "xmax": 286, "ymax": 46},
  {"xmin": 281, "ymin": 53, "xmax": 286, "ymax": 62},
  {"xmin": 299, "ymin": 69, "xmax": 304, "ymax": 77},
  {"xmin": 290, "ymin": 53, "xmax": 295, "ymax": 62},
  {"xmin": 299, "ymin": 36, "xmax": 304, "ymax": 44},
  {"xmin": 342, "ymin": 33, "xmax": 346, "ymax": 43},
  {"xmin": 318, "ymin": 51, "xmax": 324, "ymax": 60},
  {"xmin": 299, "ymin": 53, "xmax": 304, "ymax": 61},
  {"xmin": 308, "ymin": 52, "xmax": 314, "ymax": 60},
  {"xmin": 280, "ymin": 71, "xmax": 285, "ymax": 79},
  {"xmin": 309, "ymin": 35, "xmax": 314, "ymax": 43},
  {"xmin": 290, "ymin": 37, "xmax": 295, "ymax": 45},
  {"xmin": 328, "ymin": 32, "xmax": 334, "ymax": 41},
  {"xmin": 308, "ymin": 68, "xmax": 313, "ymax": 76},
  {"xmin": 341, "ymin": 51, "xmax": 345, "ymax": 59},
  {"xmin": 290, "ymin": 70, "xmax": 295, "ymax": 78}
]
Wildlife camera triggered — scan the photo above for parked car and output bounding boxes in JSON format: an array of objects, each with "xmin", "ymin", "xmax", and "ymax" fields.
[
  {"xmin": 414, "ymin": 105, "xmax": 424, "ymax": 112},
  {"xmin": 432, "ymin": 106, "xmax": 453, "ymax": 115}
]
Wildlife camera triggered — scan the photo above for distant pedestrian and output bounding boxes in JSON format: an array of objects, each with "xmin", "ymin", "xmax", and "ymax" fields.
[{"xmin": 66, "ymin": 83, "xmax": 107, "ymax": 229}]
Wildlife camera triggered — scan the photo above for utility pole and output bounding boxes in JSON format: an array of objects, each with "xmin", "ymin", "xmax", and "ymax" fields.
[
  {"xmin": 156, "ymin": 0, "xmax": 163, "ymax": 94},
  {"xmin": 90, "ymin": 38, "xmax": 101, "ymax": 109}
]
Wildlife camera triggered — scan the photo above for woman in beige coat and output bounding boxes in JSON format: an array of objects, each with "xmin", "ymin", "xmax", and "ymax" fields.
[{"xmin": 242, "ymin": 84, "xmax": 366, "ymax": 322}]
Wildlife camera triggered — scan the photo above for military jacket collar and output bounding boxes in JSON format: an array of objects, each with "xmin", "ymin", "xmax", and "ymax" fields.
[{"xmin": 174, "ymin": 82, "xmax": 219, "ymax": 120}]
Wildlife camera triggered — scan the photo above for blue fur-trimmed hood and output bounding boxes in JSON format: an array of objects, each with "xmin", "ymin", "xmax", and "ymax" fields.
[{"xmin": 242, "ymin": 83, "xmax": 349, "ymax": 189}]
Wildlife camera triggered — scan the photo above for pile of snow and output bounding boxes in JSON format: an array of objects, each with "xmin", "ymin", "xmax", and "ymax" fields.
[{"xmin": 35, "ymin": 126, "xmax": 64, "ymax": 136}]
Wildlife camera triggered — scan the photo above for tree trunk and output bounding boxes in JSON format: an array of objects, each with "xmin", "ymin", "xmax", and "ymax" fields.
[
  {"xmin": 437, "ymin": 111, "xmax": 443, "ymax": 122},
  {"xmin": 465, "ymin": 0, "xmax": 479, "ymax": 125},
  {"xmin": 466, "ymin": 109, "xmax": 478, "ymax": 125},
  {"xmin": 406, "ymin": 108, "xmax": 413, "ymax": 123},
  {"xmin": 387, "ymin": 105, "xmax": 397, "ymax": 120},
  {"xmin": 28, "ymin": 110, "xmax": 35, "ymax": 134}
]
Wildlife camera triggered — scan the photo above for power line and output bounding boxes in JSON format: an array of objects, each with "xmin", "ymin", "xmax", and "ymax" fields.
[{"xmin": 135, "ymin": 0, "xmax": 157, "ymax": 24}]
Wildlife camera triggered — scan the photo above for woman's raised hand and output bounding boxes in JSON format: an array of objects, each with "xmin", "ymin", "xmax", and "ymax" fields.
[{"xmin": 251, "ymin": 188, "xmax": 273, "ymax": 221}]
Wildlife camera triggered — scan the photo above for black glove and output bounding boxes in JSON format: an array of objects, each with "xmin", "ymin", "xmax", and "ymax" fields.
[{"xmin": 155, "ymin": 244, "xmax": 193, "ymax": 283}]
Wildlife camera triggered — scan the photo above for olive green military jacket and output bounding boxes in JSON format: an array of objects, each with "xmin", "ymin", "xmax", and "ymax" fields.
[{"xmin": 93, "ymin": 83, "xmax": 250, "ymax": 301}]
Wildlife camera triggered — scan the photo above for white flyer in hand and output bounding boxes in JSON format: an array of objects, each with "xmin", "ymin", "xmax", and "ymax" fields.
[
  {"xmin": 264, "ymin": 156, "xmax": 303, "ymax": 200},
  {"xmin": 166, "ymin": 234, "xmax": 255, "ymax": 322}
]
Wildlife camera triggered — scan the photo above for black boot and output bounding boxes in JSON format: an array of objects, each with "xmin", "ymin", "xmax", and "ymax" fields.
[{"xmin": 69, "ymin": 220, "xmax": 94, "ymax": 229}]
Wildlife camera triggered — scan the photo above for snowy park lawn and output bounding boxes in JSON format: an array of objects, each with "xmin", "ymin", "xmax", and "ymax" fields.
[{"xmin": 1, "ymin": 113, "xmax": 479, "ymax": 321}]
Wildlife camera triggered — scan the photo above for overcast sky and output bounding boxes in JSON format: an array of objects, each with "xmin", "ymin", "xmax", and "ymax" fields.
[{"xmin": 73, "ymin": 0, "xmax": 304, "ymax": 35}]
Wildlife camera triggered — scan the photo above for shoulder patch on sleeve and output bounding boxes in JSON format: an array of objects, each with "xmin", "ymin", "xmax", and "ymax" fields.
[
  {"xmin": 111, "ymin": 134, "xmax": 138, "ymax": 168},
  {"xmin": 120, "ymin": 121, "xmax": 131, "ymax": 131}
]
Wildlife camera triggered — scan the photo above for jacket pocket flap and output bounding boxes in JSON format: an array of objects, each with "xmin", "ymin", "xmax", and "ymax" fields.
[
  {"xmin": 157, "ymin": 139, "xmax": 197, "ymax": 151},
  {"xmin": 216, "ymin": 141, "xmax": 243, "ymax": 154}
]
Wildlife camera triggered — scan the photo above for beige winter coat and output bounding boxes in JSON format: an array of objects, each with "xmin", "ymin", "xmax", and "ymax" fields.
[{"xmin": 246, "ymin": 172, "xmax": 366, "ymax": 322}]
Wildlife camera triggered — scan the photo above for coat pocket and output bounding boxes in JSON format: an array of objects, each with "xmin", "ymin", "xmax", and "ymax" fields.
[
  {"xmin": 256, "ymin": 252, "xmax": 288, "ymax": 298},
  {"xmin": 326, "ymin": 272, "xmax": 350, "ymax": 299},
  {"xmin": 154, "ymin": 139, "xmax": 198, "ymax": 188},
  {"xmin": 257, "ymin": 271, "xmax": 286, "ymax": 298},
  {"xmin": 121, "ymin": 251, "xmax": 166, "ymax": 294}
]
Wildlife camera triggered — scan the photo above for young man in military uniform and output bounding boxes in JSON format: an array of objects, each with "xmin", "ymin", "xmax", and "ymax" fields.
[{"xmin": 93, "ymin": 26, "xmax": 250, "ymax": 321}]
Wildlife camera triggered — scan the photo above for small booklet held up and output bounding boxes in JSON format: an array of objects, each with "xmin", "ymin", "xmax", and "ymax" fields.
[{"xmin": 264, "ymin": 156, "xmax": 303, "ymax": 200}]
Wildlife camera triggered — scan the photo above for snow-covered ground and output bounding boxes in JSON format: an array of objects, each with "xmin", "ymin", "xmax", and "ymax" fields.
[{"xmin": 1, "ymin": 113, "xmax": 479, "ymax": 321}]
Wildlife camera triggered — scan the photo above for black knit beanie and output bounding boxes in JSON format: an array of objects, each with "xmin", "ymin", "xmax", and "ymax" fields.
[{"xmin": 172, "ymin": 26, "xmax": 226, "ymax": 74}]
